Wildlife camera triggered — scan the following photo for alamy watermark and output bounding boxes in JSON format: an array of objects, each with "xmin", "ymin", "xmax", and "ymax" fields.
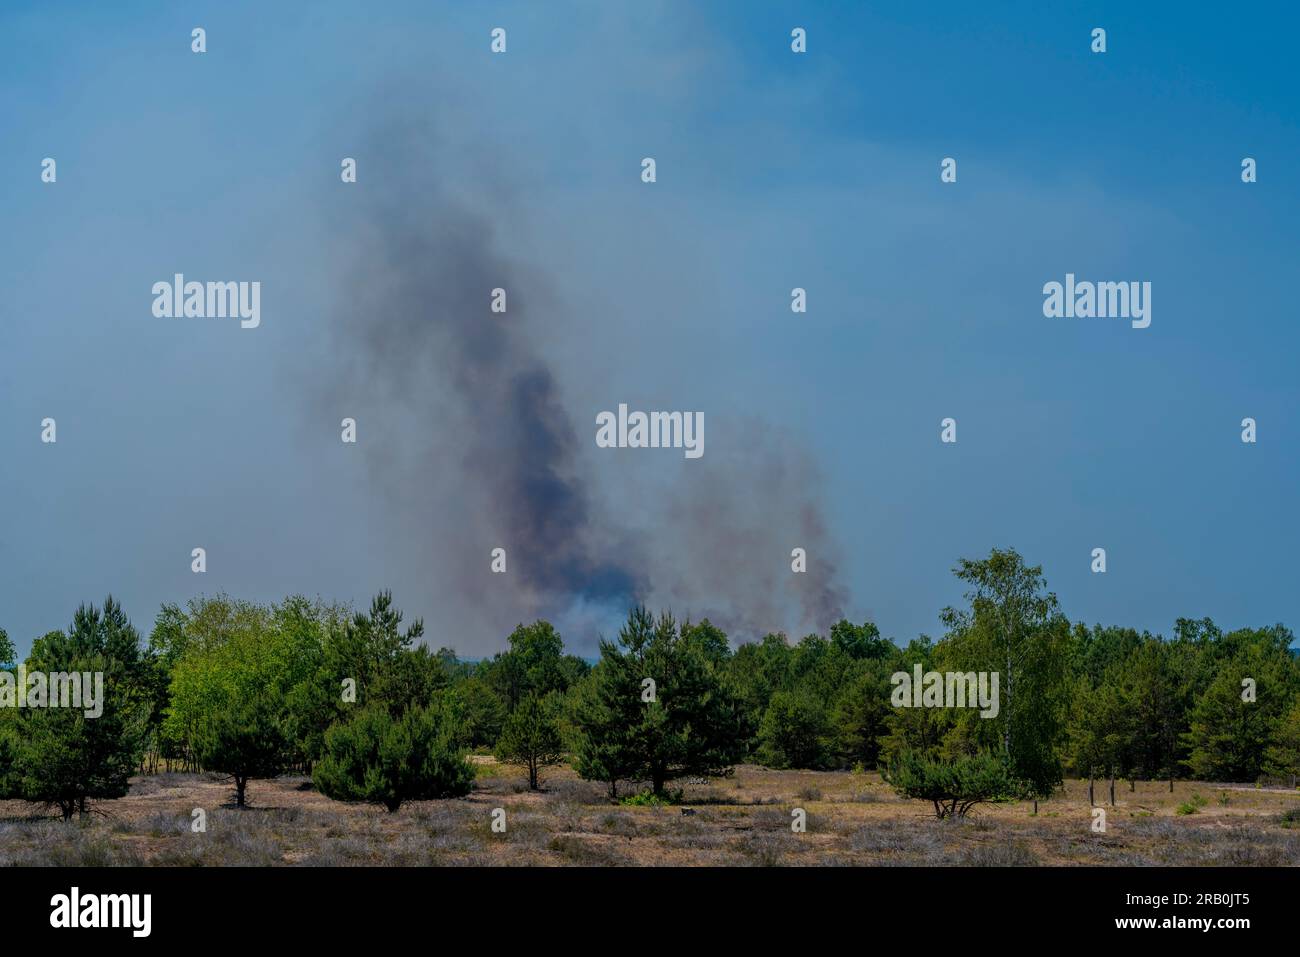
[
  {"xmin": 596, "ymin": 404, "xmax": 703, "ymax": 459},
  {"xmin": 1043, "ymin": 273, "xmax": 1151, "ymax": 329},
  {"xmin": 891, "ymin": 664, "xmax": 1000, "ymax": 718},
  {"xmin": 0, "ymin": 665, "xmax": 103, "ymax": 718},
  {"xmin": 152, "ymin": 274, "xmax": 261, "ymax": 329},
  {"xmin": 50, "ymin": 887, "xmax": 151, "ymax": 937}
]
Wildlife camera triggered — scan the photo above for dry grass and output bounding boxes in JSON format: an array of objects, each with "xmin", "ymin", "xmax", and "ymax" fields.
[{"xmin": 0, "ymin": 762, "xmax": 1296, "ymax": 866}]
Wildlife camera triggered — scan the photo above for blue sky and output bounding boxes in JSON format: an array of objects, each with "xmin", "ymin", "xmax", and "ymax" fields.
[{"xmin": 2, "ymin": 1, "xmax": 1297, "ymax": 657}]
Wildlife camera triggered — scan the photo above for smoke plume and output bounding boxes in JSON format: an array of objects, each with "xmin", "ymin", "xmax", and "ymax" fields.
[{"xmin": 320, "ymin": 121, "xmax": 849, "ymax": 650}]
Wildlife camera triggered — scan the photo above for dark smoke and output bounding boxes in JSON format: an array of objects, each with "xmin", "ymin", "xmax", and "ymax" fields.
[{"xmin": 320, "ymin": 121, "xmax": 850, "ymax": 648}]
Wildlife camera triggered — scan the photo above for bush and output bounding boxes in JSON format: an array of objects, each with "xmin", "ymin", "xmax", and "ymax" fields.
[
  {"xmin": 314, "ymin": 704, "xmax": 473, "ymax": 811},
  {"xmin": 1176, "ymin": 793, "xmax": 1209, "ymax": 815},
  {"xmin": 620, "ymin": 790, "xmax": 676, "ymax": 807},
  {"xmin": 882, "ymin": 750, "xmax": 1023, "ymax": 818}
]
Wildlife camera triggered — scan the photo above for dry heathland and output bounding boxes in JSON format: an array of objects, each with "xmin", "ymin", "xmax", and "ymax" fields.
[{"xmin": 1, "ymin": 760, "xmax": 1297, "ymax": 866}]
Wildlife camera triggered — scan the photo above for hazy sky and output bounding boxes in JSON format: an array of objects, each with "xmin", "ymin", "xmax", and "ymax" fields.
[{"xmin": 3, "ymin": 1, "xmax": 1298, "ymax": 658}]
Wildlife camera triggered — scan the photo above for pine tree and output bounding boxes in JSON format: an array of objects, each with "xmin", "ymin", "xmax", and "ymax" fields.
[
  {"xmin": 572, "ymin": 606, "xmax": 745, "ymax": 798},
  {"xmin": 16, "ymin": 599, "xmax": 149, "ymax": 820},
  {"xmin": 17, "ymin": 654, "xmax": 146, "ymax": 820},
  {"xmin": 757, "ymin": 689, "xmax": 832, "ymax": 769},
  {"xmin": 314, "ymin": 704, "xmax": 473, "ymax": 811},
  {"xmin": 192, "ymin": 694, "xmax": 287, "ymax": 808},
  {"xmin": 495, "ymin": 692, "xmax": 563, "ymax": 790},
  {"xmin": 1265, "ymin": 701, "xmax": 1300, "ymax": 786},
  {"xmin": 1185, "ymin": 661, "xmax": 1275, "ymax": 781}
]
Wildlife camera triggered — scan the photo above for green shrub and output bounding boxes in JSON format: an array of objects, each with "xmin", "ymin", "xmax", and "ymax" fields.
[
  {"xmin": 314, "ymin": 704, "xmax": 473, "ymax": 811},
  {"xmin": 620, "ymin": 791, "xmax": 674, "ymax": 807},
  {"xmin": 882, "ymin": 750, "xmax": 1023, "ymax": 818}
]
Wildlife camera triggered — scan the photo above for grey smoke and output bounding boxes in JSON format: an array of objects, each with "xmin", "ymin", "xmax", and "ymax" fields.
[{"xmin": 320, "ymin": 122, "xmax": 849, "ymax": 647}]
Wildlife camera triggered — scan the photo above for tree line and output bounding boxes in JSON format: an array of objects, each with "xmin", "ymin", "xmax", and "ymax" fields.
[{"xmin": 0, "ymin": 547, "xmax": 1297, "ymax": 819}]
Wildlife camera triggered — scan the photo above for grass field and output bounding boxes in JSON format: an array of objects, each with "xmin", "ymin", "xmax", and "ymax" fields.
[{"xmin": 1, "ymin": 760, "xmax": 1297, "ymax": 866}]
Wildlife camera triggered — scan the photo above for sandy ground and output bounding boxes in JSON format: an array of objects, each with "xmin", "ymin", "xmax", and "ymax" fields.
[{"xmin": 0, "ymin": 761, "xmax": 1296, "ymax": 865}]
